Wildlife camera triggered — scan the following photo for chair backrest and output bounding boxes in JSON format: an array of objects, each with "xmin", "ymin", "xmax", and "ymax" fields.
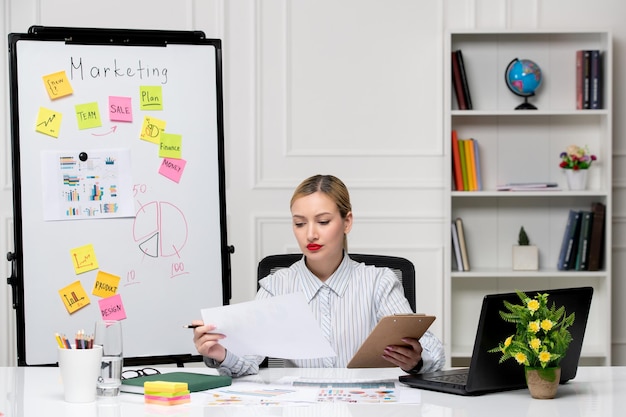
[
  {"xmin": 257, "ymin": 253, "xmax": 416, "ymax": 312},
  {"xmin": 256, "ymin": 253, "xmax": 417, "ymax": 367}
]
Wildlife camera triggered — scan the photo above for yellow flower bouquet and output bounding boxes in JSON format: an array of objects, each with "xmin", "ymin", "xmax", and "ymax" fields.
[{"xmin": 489, "ymin": 291, "xmax": 575, "ymax": 369}]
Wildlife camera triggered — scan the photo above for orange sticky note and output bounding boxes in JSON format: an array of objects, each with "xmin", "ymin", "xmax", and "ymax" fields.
[
  {"xmin": 159, "ymin": 133, "xmax": 182, "ymax": 159},
  {"xmin": 139, "ymin": 86, "xmax": 163, "ymax": 110},
  {"xmin": 35, "ymin": 107, "xmax": 63, "ymax": 138},
  {"xmin": 58, "ymin": 280, "xmax": 91, "ymax": 314},
  {"xmin": 75, "ymin": 102, "xmax": 102, "ymax": 130},
  {"xmin": 92, "ymin": 271, "xmax": 121, "ymax": 298},
  {"xmin": 42, "ymin": 70, "xmax": 73, "ymax": 100},
  {"xmin": 70, "ymin": 244, "xmax": 99, "ymax": 274},
  {"xmin": 139, "ymin": 116, "xmax": 166, "ymax": 144}
]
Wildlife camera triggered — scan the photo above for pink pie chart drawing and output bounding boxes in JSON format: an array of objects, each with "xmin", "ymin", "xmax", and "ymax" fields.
[{"xmin": 133, "ymin": 201, "xmax": 188, "ymax": 258}]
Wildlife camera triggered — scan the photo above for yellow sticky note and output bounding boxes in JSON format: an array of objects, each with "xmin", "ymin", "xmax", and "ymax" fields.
[
  {"xmin": 35, "ymin": 107, "xmax": 63, "ymax": 138},
  {"xmin": 42, "ymin": 70, "xmax": 73, "ymax": 100},
  {"xmin": 92, "ymin": 271, "xmax": 121, "ymax": 298},
  {"xmin": 159, "ymin": 133, "xmax": 182, "ymax": 159},
  {"xmin": 140, "ymin": 116, "xmax": 166, "ymax": 144},
  {"xmin": 75, "ymin": 102, "xmax": 102, "ymax": 130},
  {"xmin": 58, "ymin": 280, "xmax": 91, "ymax": 314},
  {"xmin": 139, "ymin": 86, "xmax": 163, "ymax": 110},
  {"xmin": 70, "ymin": 243, "xmax": 99, "ymax": 274}
]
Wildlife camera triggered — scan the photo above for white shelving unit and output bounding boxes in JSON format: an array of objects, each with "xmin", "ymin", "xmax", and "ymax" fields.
[{"xmin": 444, "ymin": 30, "xmax": 612, "ymax": 367}]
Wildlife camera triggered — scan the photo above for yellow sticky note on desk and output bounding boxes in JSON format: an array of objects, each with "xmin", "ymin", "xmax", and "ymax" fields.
[
  {"xmin": 58, "ymin": 280, "xmax": 90, "ymax": 314},
  {"xmin": 144, "ymin": 381, "xmax": 188, "ymax": 394}
]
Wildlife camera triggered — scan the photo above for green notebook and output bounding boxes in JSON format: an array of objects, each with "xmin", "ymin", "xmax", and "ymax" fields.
[{"xmin": 120, "ymin": 372, "xmax": 232, "ymax": 394}]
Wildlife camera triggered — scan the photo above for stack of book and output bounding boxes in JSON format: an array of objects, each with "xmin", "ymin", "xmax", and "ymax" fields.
[
  {"xmin": 496, "ymin": 182, "xmax": 560, "ymax": 192},
  {"xmin": 451, "ymin": 130, "xmax": 482, "ymax": 191},
  {"xmin": 557, "ymin": 202, "xmax": 606, "ymax": 271},
  {"xmin": 451, "ymin": 50, "xmax": 472, "ymax": 110},
  {"xmin": 451, "ymin": 217, "xmax": 470, "ymax": 271},
  {"xmin": 576, "ymin": 49, "xmax": 603, "ymax": 110}
]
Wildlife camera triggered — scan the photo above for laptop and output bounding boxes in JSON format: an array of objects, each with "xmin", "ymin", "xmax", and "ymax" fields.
[{"xmin": 399, "ymin": 286, "xmax": 593, "ymax": 396}]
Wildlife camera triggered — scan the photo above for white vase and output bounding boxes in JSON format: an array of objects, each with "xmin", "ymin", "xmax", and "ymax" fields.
[
  {"xmin": 512, "ymin": 245, "xmax": 539, "ymax": 271},
  {"xmin": 564, "ymin": 169, "xmax": 588, "ymax": 191}
]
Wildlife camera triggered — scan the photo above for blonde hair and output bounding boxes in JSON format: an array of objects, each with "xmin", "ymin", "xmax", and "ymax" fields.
[{"xmin": 290, "ymin": 175, "xmax": 352, "ymax": 250}]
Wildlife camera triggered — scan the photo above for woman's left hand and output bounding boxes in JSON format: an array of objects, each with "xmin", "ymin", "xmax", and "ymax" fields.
[{"xmin": 382, "ymin": 337, "xmax": 423, "ymax": 372}]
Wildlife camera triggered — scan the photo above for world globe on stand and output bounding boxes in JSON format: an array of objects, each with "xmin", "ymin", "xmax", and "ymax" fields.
[{"xmin": 505, "ymin": 58, "xmax": 543, "ymax": 110}]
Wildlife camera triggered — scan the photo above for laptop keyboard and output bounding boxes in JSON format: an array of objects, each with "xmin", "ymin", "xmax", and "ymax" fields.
[{"xmin": 423, "ymin": 372, "xmax": 468, "ymax": 385}]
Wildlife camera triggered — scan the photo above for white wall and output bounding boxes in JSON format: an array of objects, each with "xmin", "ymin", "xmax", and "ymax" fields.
[{"xmin": 1, "ymin": 0, "xmax": 625, "ymax": 366}]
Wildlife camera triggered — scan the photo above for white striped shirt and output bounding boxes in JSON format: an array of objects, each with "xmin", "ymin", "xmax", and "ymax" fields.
[{"xmin": 208, "ymin": 254, "xmax": 445, "ymax": 377}]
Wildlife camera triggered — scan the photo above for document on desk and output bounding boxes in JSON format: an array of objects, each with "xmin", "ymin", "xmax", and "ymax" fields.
[{"xmin": 200, "ymin": 292, "xmax": 336, "ymax": 359}]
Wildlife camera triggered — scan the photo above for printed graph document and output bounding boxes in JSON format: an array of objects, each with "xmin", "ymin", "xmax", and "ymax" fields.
[{"xmin": 201, "ymin": 292, "xmax": 335, "ymax": 359}]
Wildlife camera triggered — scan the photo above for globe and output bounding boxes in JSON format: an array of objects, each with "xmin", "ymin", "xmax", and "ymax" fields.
[{"xmin": 505, "ymin": 58, "xmax": 543, "ymax": 110}]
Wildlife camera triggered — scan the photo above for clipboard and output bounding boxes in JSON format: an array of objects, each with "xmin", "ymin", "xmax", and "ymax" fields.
[{"xmin": 347, "ymin": 314, "xmax": 436, "ymax": 368}]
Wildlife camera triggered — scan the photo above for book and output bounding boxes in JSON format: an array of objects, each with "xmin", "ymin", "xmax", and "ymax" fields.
[
  {"xmin": 451, "ymin": 51, "xmax": 467, "ymax": 110},
  {"xmin": 451, "ymin": 222, "xmax": 463, "ymax": 271},
  {"xmin": 575, "ymin": 211, "xmax": 593, "ymax": 270},
  {"xmin": 576, "ymin": 50, "xmax": 584, "ymax": 110},
  {"xmin": 587, "ymin": 202, "xmax": 606, "ymax": 271},
  {"xmin": 497, "ymin": 182, "xmax": 560, "ymax": 191},
  {"xmin": 583, "ymin": 50, "xmax": 591, "ymax": 109},
  {"xmin": 467, "ymin": 138, "xmax": 479, "ymax": 191},
  {"xmin": 472, "ymin": 138, "xmax": 482, "ymax": 191},
  {"xmin": 120, "ymin": 371, "xmax": 232, "ymax": 394},
  {"xmin": 458, "ymin": 138, "xmax": 469, "ymax": 191},
  {"xmin": 590, "ymin": 50, "xmax": 602, "ymax": 109},
  {"xmin": 455, "ymin": 217, "xmax": 470, "ymax": 271},
  {"xmin": 451, "ymin": 130, "xmax": 464, "ymax": 191},
  {"xmin": 557, "ymin": 210, "xmax": 582, "ymax": 270},
  {"xmin": 456, "ymin": 50, "xmax": 473, "ymax": 110}
]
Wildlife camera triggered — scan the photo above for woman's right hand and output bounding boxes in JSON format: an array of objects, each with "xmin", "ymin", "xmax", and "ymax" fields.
[{"xmin": 191, "ymin": 320, "xmax": 227, "ymax": 363}]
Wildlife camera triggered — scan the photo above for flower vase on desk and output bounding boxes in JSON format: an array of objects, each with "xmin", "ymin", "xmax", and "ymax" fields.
[
  {"xmin": 564, "ymin": 169, "xmax": 588, "ymax": 191},
  {"xmin": 525, "ymin": 367, "xmax": 561, "ymax": 399}
]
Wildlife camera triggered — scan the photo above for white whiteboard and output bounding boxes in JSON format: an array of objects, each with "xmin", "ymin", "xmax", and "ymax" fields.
[{"xmin": 8, "ymin": 28, "xmax": 230, "ymax": 365}]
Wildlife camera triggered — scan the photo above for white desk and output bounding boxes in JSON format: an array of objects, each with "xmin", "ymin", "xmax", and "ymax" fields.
[{"xmin": 0, "ymin": 366, "xmax": 622, "ymax": 416}]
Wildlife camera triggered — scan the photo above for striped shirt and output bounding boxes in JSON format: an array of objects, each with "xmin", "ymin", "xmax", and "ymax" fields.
[{"xmin": 208, "ymin": 254, "xmax": 445, "ymax": 377}]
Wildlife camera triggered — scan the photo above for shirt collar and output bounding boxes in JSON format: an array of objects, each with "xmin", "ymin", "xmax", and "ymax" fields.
[{"xmin": 296, "ymin": 253, "xmax": 353, "ymax": 302}]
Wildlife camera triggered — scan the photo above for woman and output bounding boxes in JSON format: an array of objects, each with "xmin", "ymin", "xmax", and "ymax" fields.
[{"xmin": 193, "ymin": 174, "xmax": 445, "ymax": 377}]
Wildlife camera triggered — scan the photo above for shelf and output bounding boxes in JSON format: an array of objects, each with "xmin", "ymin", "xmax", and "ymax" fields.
[
  {"xmin": 452, "ymin": 109, "xmax": 609, "ymax": 117},
  {"xmin": 452, "ymin": 190, "xmax": 609, "ymax": 198},
  {"xmin": 445, "ymin": 29, "xmax": 612, "ymax": 367},
  {"xmin": 451, "ymin": 269, "xmax": 607, "ymax": 279}
]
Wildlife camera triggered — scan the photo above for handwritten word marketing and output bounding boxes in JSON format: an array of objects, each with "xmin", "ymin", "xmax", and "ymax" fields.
[{"xmin": 69, "ymin": 57, "xmax": 168, "ymax": 85}]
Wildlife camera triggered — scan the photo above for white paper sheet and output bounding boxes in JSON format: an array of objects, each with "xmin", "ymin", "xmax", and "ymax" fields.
[{"xmin": 200, "ymin": 292, "xmax": 336, "ymax": 359}]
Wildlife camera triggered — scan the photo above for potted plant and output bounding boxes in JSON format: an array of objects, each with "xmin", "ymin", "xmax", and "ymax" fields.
[
  {"xmin": 488, "ymin": 291, "xmax": 575, "ymax": 399},
  {"xmin": 512, "ymin": 226, "xmax": 538, "ymax": 271},
  {"xmin": 559, "ymin": 144, "xmax": 597, "ymax": 190}
]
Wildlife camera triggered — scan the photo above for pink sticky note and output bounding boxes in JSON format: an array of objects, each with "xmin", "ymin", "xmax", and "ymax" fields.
[
  {"xmin": 158, "ymin": 158, "xmax": 187, "ymax": 183},
  {"xmin": 98, "ymin": 294, "xmax": 127, "ymax": 321},
  {"xmin": 109, "ymin": 96, "xmax": 133, "ymax": 122}
]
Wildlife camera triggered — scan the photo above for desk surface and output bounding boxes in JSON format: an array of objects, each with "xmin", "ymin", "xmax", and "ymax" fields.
[{"xmin": 0, "ymin": 366, "xmax": 622, "ymax": 416}]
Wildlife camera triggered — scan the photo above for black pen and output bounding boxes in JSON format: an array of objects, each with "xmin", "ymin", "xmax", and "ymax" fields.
[{"xmin": 183, "ymin": 324, "xmax": 201, "ymax": 329}]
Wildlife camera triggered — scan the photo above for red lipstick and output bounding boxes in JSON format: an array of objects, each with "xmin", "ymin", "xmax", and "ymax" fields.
[{"xmin": 307, "ymin": 243, "xmax": 322, "ymax": 251}]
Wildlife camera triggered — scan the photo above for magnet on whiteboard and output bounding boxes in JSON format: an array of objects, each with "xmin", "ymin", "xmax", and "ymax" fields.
[{"xmin": 79, "ymin": 152, "xmax": 88, "ymax": 161}]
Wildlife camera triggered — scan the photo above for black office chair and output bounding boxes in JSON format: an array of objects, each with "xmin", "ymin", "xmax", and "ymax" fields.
[{"xmin": 256, "ymin": 253, "xmax": 417, "ymax": 368}]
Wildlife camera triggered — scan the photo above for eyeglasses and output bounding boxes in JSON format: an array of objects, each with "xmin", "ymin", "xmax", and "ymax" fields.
[{"xmin": 121, "ymin": 367, "xmax": 161, "ymax": 380}]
